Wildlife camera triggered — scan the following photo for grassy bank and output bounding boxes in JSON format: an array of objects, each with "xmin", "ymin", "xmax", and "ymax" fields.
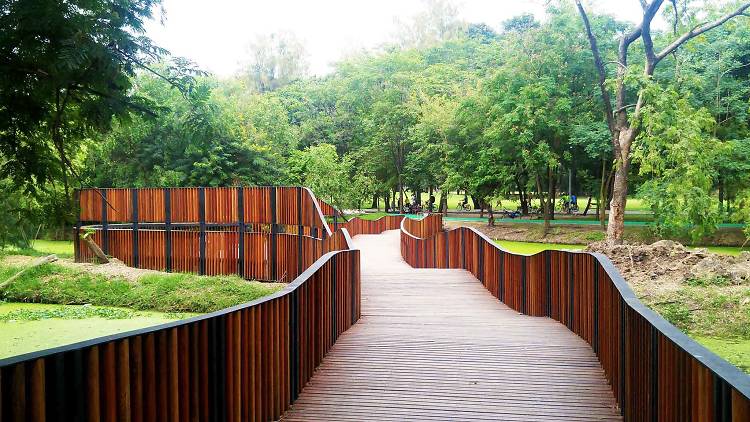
[{"xmin": 0, "ymin": 262, "xmax": 283, "ymax": 313}]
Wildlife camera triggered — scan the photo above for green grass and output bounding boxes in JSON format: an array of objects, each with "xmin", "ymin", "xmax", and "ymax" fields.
[
  {"xmin": 493, "ymin": 240, "xmax": 584, "ymax": 255},
  {"xmin": 2, "ymin": 239, "xmax": 74, "ymax": 258},
  {"xmin": 693, "ymin": 336, "xmax": 750, "ymax": 373},
  {"xmin": 0, "ymin": 263, "xmax": 283, "ymax": 313},
  {"xmin": 408, "ymin": 192, "xmax": 652, "ymax": 212},
  {"xmin": 0, "ymin": 302, "xmax": 188, "ymax": 358},
  {"xmin": 690, "ymin": 245, "xmax": 750, "ymax": 256}
]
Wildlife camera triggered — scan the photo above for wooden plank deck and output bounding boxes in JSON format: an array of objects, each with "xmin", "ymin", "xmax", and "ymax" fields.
[{"xmin": 281, "ymin": 230, "xmax": 622, "ymax": 421}]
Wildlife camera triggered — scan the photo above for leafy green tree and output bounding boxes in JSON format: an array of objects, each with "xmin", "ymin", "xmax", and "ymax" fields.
[
  {"xmin": 633, "ymin": 87, "xmax": 721, "ymax": 241},
  {"xmin": 0, "ymin": 0, "xmax": 199, "ymax": 195},
  {"xmin": 575, "ymin": 0, "xmax": 750, "ymax": 243}
]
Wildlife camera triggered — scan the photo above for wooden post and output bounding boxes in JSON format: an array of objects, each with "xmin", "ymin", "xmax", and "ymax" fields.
[
  {"xmin": 270, "ymin": 187, "xmax": 277, "ymax": 281},
  {"xmin": 297, "ymin": 187, "xmax": 303, "ymax": 276},
  {"xmin": 165, "ymin": 189, "xmax": 172, "ymax": 272},
  {"xmin": 132, "ymin": 188, "xmax": 139, "ymax": 268},
  {"xmin": 101, "ymin": 189, "xmax": 109, "ymax": 255},
  {"xmin": 199, "ymin": 188, "xmax": 206, "ymax": 275},
  {"xmin": 238, "ymin": 187, "xmax": 245, "ymax": 278}
]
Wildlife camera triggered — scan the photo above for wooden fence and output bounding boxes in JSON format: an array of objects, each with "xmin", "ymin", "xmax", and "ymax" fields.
[
  {"xmin": 75, "ymin": 187, "xmax": 336, "ymax": 282},
  {"xmin": 400, "ymin": 214, "xmax": 750, "ymax": 421},
  {"xmin": 0, "ymin": 240, "xmax": 360, "ymax": 421},
  {"xmin": 333, "ymin": 214, "xmax": 405, "ymax": 237}
]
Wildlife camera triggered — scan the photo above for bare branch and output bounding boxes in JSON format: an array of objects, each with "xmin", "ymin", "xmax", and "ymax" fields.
[
  {"xmin": 574, "ymin": 0, "xmax": 615, "ymax": 133},
  {"xmin": 614, "ymin": 103, "xmax": 637, "ymax": 114},
  {"xmin": 655, "ymin": 3, "xmax": 750, "ymax": 63}
]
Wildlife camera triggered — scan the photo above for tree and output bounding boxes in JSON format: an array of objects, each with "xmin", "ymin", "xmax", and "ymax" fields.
[
  {"xmin": 240, "ymin": 32, "xmax": 309, "ymax": 93},
  {"xmin": 574, "ymin": 0, "xmax": 750, "ymax": 243},
  {"xmin": 394, "ymin": 0, "xmax": 465, "ymax": 48},
  {"xmin": 0, "ymin": 0, "xmax": 199, "ymax": 196}
]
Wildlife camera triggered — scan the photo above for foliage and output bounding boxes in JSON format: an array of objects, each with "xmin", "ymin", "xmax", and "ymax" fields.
[
  {"xmin": 0, "ymin": 0, "xmax": 200, "ymax": 196},
  {"xmin": 634, "ymin": 87, "xmax": 721, "ymax": 241},
  {"xmin": 0, "ymin": 305, "xmax": 134, "ymax": 321}
]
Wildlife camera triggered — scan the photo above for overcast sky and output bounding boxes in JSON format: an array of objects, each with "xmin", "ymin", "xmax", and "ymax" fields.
[{"xmin": 144, "ymin": 0, "xmax": 661, "ymax": 77}]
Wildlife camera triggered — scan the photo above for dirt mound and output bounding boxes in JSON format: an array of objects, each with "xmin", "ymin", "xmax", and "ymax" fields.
[
  {"xmin": 586, "ymin": 241, "xmax": 750, "ymax": 291},
  {"xmin": 2, "ymin": 255, "xmax": 165, "ymax": 281}
]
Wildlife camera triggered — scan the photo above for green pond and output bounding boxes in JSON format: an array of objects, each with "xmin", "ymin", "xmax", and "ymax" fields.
[{"xmin": 0, "ymin": 302, "xmax": 190, "ymax": 359}]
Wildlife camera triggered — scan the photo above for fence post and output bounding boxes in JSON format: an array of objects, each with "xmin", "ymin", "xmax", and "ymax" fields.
[
  {"xmin": 351, "ymin": 251, "xmax": 358, "ymax": 324},
  {"xmin": 478, "ymin": 239, "xmax": 484, "ymax": 282},
  {"xmin": 498, "ymin": 251, "xmax": 505, "ymax": 302},
  {"xmin": 593, "ymin": 261, "xmax": 599, "ymax": 354},
  {"xmin": 164, "ymin": 188, "xmax": 172, "ymax": 272},
  {"xmin": 297, "ymin": 187, "xmax": 303, "ymax": 276},
  {"xmin": 332, "ymin": 254, "xmax": 337, "ymax": 338},
  {"xmin": 545, "ymin": 250, "xmax": 552, "ymax": 317},
  {"xmin": 568, "ymin": 254, "xmax": 575, "ymax": 330},
  {"xmin": 74, "ymin": 189, "xmax": 81, "ymax": 261},
  {"xmin": 520, "ymin": 256, "xmax": 527, "ymax": 314},
  {"xmin": 199, "ymin": 187, "xmax": 206, "ymax": 275},
  {"xmin": 651, "ymin": 326, "xmax": 659, "ymax": 422},
  {"xmin": 238, "ymin": 187, "xmax": 245, "ymax": 278},
  {"xmin": 131, "ymin": 188, "xmax": 139, "ymax": 268},
  {"xmin": 101, "ymin": 189, "xmax": 109, "ymax": 255},
  {"xmin": 620, "ymin": 297, "xmax": 627, "ymax": 417},
  {"xmin": 289, "ymin": 290, "xmax": 299, "ymax": 401},
  {"xmin": 270, "ymin": 186, "xmax": 277, "ymax": 281},
  {"xmin": 460, "ymin": 228, "xmax": 465, "ymax": 269},
  {"xmin": 444, "ymin": 231, "xmax": 449, "ymax": 268}
]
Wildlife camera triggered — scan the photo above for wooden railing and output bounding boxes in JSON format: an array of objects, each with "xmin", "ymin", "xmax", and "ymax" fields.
[
  {"xmin": 334, "ymin": 214, "xmax": 406, "ymax": 237},
  {"xmin": 400, "ymin": 215, "xmax": 750, "ymax": 421},
  {"xmin": 74, "ymin": 187, "xmax": 335, "ymax": 282},
  {"xmin": 0, "ymin": 232, "xmax": 360, "ymax": 422}
]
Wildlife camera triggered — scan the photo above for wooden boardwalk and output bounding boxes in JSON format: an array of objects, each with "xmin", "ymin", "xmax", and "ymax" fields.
[{"xmin": 281, "ymin": 230, "xmax": 622, "ymax": 421}]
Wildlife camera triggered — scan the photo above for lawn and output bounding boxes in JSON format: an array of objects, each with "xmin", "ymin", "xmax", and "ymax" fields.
[
  {"xmin": 494, "ymin": 240, "xmax": 584, "ymax": 255},
  {"xmin": 408, "ymin": 192, "xmax": 652, "ymax": 212},
  {"xmin": 0, "ymin": 257, "xmax": 283, "ymax": 359},
  {"xmin": 2, "ymin": 239, "xmax": 74, "ymax": 258},
  {"xmin": 0, "ymin": 302, "xmax": 189, "ymax": 358}
]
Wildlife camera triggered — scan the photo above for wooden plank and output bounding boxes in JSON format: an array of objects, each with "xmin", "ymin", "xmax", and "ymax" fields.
[{"xmin": 281, "ymin": 230, "xmax": 622, "ymax": 421}]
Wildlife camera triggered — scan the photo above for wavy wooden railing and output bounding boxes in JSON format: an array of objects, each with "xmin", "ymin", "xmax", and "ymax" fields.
[
  {"xmin": 0, "ymin": 231, "xmax": 360, "ymax": 422},
  {"xmin": 334, "ymin": 214, "xmax": 405, "ymax": 237},
  {"xmin": 74, "ymin": 187, "xmax": 335, "ymax": 282},
  {"xmin": 400, "ymin": 214, "xmax": 750, "ymax": 421}
]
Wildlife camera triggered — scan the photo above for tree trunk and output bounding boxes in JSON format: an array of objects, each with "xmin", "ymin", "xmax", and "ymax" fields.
[
  {"xmin": 398, "ymin": 176, "xmax": 404, "ymax": 212},
  {"xmin": 548, "ymin": 166, "xmax": 556, "ymax": 221},
  {"xmin": 537, "ymin": 174, "xmax": 550, "ymax": 235},
  {"xmin": 440, "ymin": 190, "xmax": 448, "ymax": 215},
  {"xmin": 487, "ymin": 203, "xmax": 495, "ymax": 226},
  {"xmin": 606, "ymin": 156, "xmax": 630, "ymax": 243},
  {"xmin": 718, "ymin": 176, "xmax": 724, "ymax": 215},
  {"xmin": 582, "ymin": 195, "xmax": 593, "ymax": 216},
  {"xmin": 371, "ymin": 194, "xmax": 379, "ymax": 210},
  {"xmin": 471, "ymin": 195, "xmax": 480, "ymax": 212}
]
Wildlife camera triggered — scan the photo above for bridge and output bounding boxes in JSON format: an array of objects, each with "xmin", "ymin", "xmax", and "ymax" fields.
[
  {"xmin": 0, "ymin": 186, "xmax": 748, "ymax": 421},
  {"xmin": 282, "ymin": 230, "xmax": 620, "ymax": 420}
]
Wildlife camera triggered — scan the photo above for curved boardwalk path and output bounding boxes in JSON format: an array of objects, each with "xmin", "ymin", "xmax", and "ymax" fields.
[{"xmin": 281, "ymin": 231, "xmax": 621, "ymax": 421}]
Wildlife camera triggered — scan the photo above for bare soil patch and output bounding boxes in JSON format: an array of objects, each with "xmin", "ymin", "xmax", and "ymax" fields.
[{"xmin": 2, "ymin": 255, "xmax": 166, "ymax": 281}]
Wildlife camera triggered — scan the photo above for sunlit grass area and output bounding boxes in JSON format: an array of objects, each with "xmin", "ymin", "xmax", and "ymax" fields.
[
  {"xmin": 493, "ymin": 240, "xmax": 584, "ymax": 255},
  {"xmin": 2, "ymin": 239, "xmax": 74, "ymax": 258}
]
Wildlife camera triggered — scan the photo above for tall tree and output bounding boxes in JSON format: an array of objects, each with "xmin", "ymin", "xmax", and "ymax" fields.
[
  {"xmin": 574, "ymin": 0, "xmax": 750, "ymax": 243},
  {"xmin": 0, "ymin": 0, "xmax": 198, "ymax": 195},
  {"xmin": 240, "ymin": 31, "xmax": 309, "ymax": 93}
]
